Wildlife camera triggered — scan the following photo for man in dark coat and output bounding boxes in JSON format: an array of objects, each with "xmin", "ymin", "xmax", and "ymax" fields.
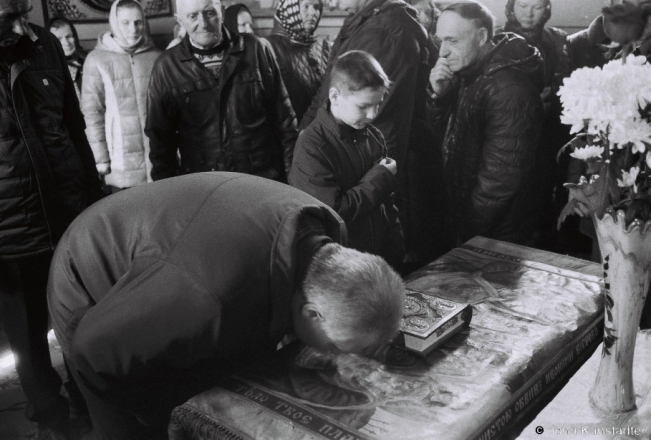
[
  {"xmin": 427, "ymin": 1, "xmax": 543, "ymax": 247},
  {"xmin": 299, "ymin": 0, "xmax": 431, "ymax": 264},
  {"xmin": 146, "ymin": 0, "xmax": 297, "ymax": 182},
  {"xmin": 47, "ymin": 172, "xmax": 405, "ymax": 440},
  {"xmin": 0, "ymin": 0, "xmax": 102, "ymax": 437}
]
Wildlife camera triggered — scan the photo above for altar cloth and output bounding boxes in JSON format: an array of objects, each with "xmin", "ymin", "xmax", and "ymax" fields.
[{"xmin": 168, "ymin": 237, "xmax": 605, "ymax": 440}]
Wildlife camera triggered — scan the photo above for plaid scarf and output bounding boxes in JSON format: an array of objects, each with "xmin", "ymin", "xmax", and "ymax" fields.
[{"xmin": 275, "ymin": 0, "xmax": 318, "ymax": 44}]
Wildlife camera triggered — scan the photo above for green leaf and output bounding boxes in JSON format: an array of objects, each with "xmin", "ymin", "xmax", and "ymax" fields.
[
  {"xmin": 581, "ymin": 161, "xmax": 621, "ymax": 219},
  {"xmin": 557, "ymin": 198, "xmax": 580, "ymax": 230}
]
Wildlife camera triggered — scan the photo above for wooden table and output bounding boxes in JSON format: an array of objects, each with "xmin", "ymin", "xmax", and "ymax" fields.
[
  {"xmin": 168, "ymin": 237, "xmax": 606, "ymax": 440},
  {"xmin": 519, "ymin": 331, "xmax": 651, "ymax": 440}
]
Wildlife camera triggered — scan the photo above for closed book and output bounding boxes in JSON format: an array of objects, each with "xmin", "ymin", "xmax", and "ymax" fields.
[{"xmin": 394, "ymin": 288, "xmax": 473, "ymax": 356}]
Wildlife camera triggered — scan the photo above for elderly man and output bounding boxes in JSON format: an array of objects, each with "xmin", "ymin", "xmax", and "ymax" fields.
[
  {"xmin": 299, "ymin": 0, "xmax": 431, "ymax": 267},
  {"xmin": 0, "ymin": 0, "xmax": 102, "ymax": 437},
  {"xmin": 48, "ymin": 172, "xmax": 405, "ymax": 440},
  {"xmin": 428, "ymin": 1, "xmax": 543, "ymax": 246},
  {"xmin": 146, "ymin": 0, "xmax": 297, "ymax": 182}
]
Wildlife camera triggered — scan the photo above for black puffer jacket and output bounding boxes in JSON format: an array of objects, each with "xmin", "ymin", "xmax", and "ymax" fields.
[
  {"xmin": 146, "ymin": 31, "xmax": 297, "ymax": 181},
  {"xmin": 266, "ymin": 23, "xmax": 330, "ymax": 125},
  {"xmin": 0, "ymin": 25, "xmax": 102, "ymax": 260},
  {"xmin": 428, "ymin": 33, "xmax": 544, "ymax": 245}
]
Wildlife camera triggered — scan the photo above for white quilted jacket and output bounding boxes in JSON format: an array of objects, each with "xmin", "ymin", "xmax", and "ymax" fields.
[{"xmin": 82, "ymin": 32, "xmax": 161, "ymax": 188}]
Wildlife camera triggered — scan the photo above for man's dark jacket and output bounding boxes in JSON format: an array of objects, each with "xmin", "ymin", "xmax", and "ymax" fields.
[
  {"xmin": 47, "ymin": 172, "xmax": 346, "ymax": 426},
  {"xmin": 299, "ymin": 0, "xmax": 429, "ymax": 169},
  {"xmin": 146, "ymin": 31, "xmax": 298, "ymax": 181},
  {"xmin": 0, "ymin": 25, "xmax": 102, "ymax": 260},
  {"xmin": 428, "ymin": 33, "xmax": 544, "ymax": 245},
  {"xmin": 289, "ymin": 103, "xmax": 403, "ymax": 264}
]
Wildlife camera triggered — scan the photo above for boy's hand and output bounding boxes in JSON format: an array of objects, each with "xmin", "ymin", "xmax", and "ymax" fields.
[
  {"xmin": 96, "ymin": 162, "xmax": 111, "ymax": 176},
  {"xmin": 429, "ymin": 58, "xmax": 453, "ymax": 97},
  {"xmin": 378, "ymin": 157, "xmax": 397, "ymax": 175}
]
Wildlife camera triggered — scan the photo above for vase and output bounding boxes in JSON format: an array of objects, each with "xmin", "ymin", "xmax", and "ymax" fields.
[{"xmin": 588, "ymin": 210, "xmax": 651, "ymax": 414}]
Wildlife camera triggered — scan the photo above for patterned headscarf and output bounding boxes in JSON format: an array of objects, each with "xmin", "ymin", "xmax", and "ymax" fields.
[{"xmin": 275, "ymin": 0, "xmax": 323, "ymax": 44}]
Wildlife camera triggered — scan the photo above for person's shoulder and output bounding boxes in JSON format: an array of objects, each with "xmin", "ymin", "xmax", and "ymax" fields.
[
  {"xmin": 29, "ymin": 24, "xmax": 61, "ymax": 53},
  {"xmin": 298, "ymin": 119, "xmax": 329, "ymax": 150},
  {"xmin": 29, "ymin": 23, "xmax": 53, "ymax": 42},
  {"xmin": 156, "ymin": 43, "xmax": 184, "ymax": 65},
  {"xmin": 546, "ymin": 26, "xmax": 568, "ymax": 39}
]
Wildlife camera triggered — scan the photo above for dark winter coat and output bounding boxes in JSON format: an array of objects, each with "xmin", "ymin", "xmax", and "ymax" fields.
[
  {"xmin": 0, "ymin": 25, "xmax": 102, "ymax": 261},
  {"xmin": 47, "ymin": 172, "xmax": 346, "ymax": 421},
  {"xmin": 289, "ymin": 104, "xmax": 403, "ymax": 264},
  {"xmin": 299, "ymin": 0, "xmax": 429, "ymax": 169},
  {"xmin": 428, "ymin": 33, "xmax": 544, "ymax": 245},
  {"xmin": 266, "ymin": 22, "xmax": 330, "ymax": 125},
  {"xmin": 145, "ymin": 31, "xmax": 297, "ymax": 182}
]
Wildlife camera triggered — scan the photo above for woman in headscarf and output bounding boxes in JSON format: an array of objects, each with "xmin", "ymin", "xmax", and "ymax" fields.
[
  {"xmin": 81, "ymin": 0, "xmax": 161, "ymax": 193},
  {"xmin": 224, "ymin": 4, "xmax": 255, "ymax": 35},
  {"xmin": 502, "ymin": 0, "xmax": 569, "ymax": 105},
  {"xmin": 501, "ymin": 0, "xmax": 571, "ymax": 252},
  {"xmin": 47, "ymin": 16, "xmax": 86, "ymax": 100},
  {"xmin": 265, "ymin": 0, "xmax": 330, "ymax": 124}
]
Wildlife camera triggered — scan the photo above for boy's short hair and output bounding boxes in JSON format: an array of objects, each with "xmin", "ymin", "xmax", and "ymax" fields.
[
  {"xmin": 330, "ymin": 50, "xmax": 391, "ymax": 93},
  {"xmin": 442, "ymin": 1, "xmax": 495, "ymax": 39},
  {"xmin": 302, "ymin": 243, "xmax": 405, "ymax": 349}
]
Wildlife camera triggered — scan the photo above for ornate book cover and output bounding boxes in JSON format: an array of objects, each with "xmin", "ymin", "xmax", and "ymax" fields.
[{"xmin": 395, "ymin": 289, "xmax": 472, "ymax": 355}]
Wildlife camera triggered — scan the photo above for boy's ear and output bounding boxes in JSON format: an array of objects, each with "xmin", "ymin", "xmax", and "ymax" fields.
[
  {"xmin": 328, "ymin": 87, "xmax": 339, "ymax": 105},
  {"xmin": 301, "ymin": 302, "xmax": 325, "ymax": 321}
]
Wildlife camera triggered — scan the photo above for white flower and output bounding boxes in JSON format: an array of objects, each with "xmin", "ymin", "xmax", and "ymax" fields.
[
  {"xmin": 570, "ymin": 145, "xmax": 604, "ymax": 161},
  {"xmin": 609, "ymin": 118, "xmax": 651, "ymax": 153},
  {"xmin": 617, "ymin": 166, "xmax": 640, "ymax": 192}
]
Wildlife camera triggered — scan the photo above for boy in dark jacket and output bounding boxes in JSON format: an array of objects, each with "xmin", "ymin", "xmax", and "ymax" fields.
[{"xmin": 289, "ymin": 50, "xmax": 404, "ymax": 266}]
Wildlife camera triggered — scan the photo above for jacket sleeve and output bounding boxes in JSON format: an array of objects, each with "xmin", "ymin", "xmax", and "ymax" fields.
[
  {"xmin": 259, "ymin": 38, "xmax": 298, "ymax": 177},
  {"xmin": 461, "ymin": 83, "xmax": 542, "ymax": 241},
  {"xmin": 56, "ymin": 38, "xmax": 103, "ymax": 201},
  {"xmin": 145, "ymin": 58, "xmax": 180, "ymax": 181},
  {"xmin": 81, "ymin": 53, "xmax": 109, "ymax": 166},
  {"xmin": 68, "ymin": 260, "xmax": 222, "ymax": 412},
  {"xmin": 288, "ymin": 133, "xmax": 396, "ymax": 224}
]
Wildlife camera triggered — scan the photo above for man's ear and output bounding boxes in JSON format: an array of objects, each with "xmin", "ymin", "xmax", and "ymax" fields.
[
  {"xmin": 477, "ymin": 27, "xmax": 489, "ymax": 46},
  {"xmin": 301, "ymin": 302, "xmax": 325, "ymax": 321},
  {"xmin": 174, "ymin": 14, "xmax": 182, "ymax": 26},
  {"xmin": 328, "ymin": 87, "xmax": 339, "ymax": 105}
]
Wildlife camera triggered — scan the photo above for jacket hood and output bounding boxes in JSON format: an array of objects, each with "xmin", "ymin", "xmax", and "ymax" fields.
[
  {"xmin": 345, "ymin": 0, "xmax": 421, "ymax": 38},
  {"xmin": 471, "ymin": 32, "xmax": 544, "ymax": 82},
  {"xmin": 503, "ymin": 0, "xmax": 551, "ymax": 44},
  {"xmin": 102, "ymin": 0, "xmax": 154, "ymax": 54}
]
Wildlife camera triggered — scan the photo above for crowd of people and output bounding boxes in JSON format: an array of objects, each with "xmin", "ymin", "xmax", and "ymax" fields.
[{"xmin": 2, "ymin": 0, "xmax": 651, "ymax": 438}]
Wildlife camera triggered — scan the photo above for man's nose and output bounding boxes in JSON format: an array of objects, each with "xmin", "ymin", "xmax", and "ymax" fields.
[
  {"xmin": 12, "ymin": 17, "xmax": 28, "ymax": 36},
  {"xmin": 439, "ymin": 43, "xmax": 450, "ymax": 58},
  {"xmin": 197, "ymin": 13, "xmax": 207, "ymax": 28}
]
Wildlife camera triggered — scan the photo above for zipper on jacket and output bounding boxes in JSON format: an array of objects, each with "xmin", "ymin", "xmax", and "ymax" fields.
[{"xmin": 10, "ymin": 61, "xmax": 55, "ymax": 250}]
